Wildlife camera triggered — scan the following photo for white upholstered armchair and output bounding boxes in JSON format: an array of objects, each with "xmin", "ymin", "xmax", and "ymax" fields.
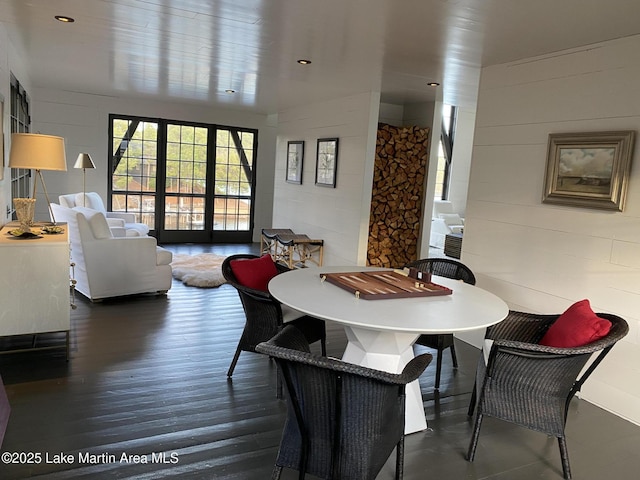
[
  {"xmin": 59, "ymin": 192, "xmax": 149, "ymax": 237},
  {"xmin": 430, "ymin": 200, "xmax": 465, "ymax": 249},
  {"xmin": 51, "ymin": 203, "xmax": 172, "ymax": 301}
]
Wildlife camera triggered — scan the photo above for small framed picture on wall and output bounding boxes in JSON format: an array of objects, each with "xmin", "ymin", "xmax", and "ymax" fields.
[
  {"xmin": 315, "ymin": 138, "xmax": 339, "ymax": 188},
  {"xmin": 286, "ymin": 140, "xmax": 304, "ymax": 184}
]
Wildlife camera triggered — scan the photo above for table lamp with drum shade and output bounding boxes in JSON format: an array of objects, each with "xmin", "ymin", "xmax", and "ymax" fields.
[
  {"xmin": 73, "ymin": 153, "xmax": 96, "ymax": 206},
  {"xmin": 8, "ymin": 133, "xmax": 67, "ymax": 230}
]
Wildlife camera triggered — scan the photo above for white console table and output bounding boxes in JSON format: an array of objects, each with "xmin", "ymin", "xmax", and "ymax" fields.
[{"xmin": 0, "ymin": 223, "xmax": 71, "ymax": 357}]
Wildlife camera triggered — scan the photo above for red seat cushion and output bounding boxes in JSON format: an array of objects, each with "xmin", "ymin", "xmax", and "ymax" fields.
[
  {"xmin": 230, "ymin": 255, "xmax": 279, "ymax": 292},
  {"xmin": 539, "ymin": 299, "xmax": 612, "ymax": 348}
]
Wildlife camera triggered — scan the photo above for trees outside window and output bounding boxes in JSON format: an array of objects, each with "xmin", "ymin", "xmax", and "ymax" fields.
[{"xmin": 109, "ymin": 115, "xmax": 257, "ymax": 243}]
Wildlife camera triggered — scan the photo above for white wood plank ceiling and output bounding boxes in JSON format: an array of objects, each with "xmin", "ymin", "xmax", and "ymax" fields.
[{"xmin": 2, "ymin": 0, "xmax": 640, "ymax": 113}]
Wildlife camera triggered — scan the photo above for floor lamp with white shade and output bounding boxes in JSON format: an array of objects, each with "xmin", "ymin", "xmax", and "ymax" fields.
[
  {"xmin": 8, "ymin": 133, "xmax": 68, "ymax": 230},
  {"xmin": 74, "ymin": 153, "xmax": 96, "ymax": 206}
]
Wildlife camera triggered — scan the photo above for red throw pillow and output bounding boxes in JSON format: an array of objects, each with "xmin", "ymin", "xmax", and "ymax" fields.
[
  {"xmin": 539, "ymin": 299, "xmax": 612, "ymax": 348},
  {"xmin": 230, "ymin": 254, "xmax": 279, "ymax": 292}
]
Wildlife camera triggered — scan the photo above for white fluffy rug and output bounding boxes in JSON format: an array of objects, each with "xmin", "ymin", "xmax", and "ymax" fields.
[{"xmin": 170, "ymin": 253, "xmax": 227, "ymax": 288}]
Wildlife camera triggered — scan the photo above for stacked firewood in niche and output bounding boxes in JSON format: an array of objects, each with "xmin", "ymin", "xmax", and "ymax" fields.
[{"xmin": 367, "ymin": 123, "xmax": 429, "ymax": 268}]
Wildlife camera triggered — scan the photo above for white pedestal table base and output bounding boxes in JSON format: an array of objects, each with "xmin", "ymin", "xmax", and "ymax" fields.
[{"xmin": 341, "ymin": 326, "xmax": 426, "ymax": 434}]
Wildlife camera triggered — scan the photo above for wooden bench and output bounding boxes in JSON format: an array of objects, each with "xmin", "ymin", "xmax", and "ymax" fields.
[
  {"xmin": 260, "ymin": 228, "xmax": 294, "ymax": 259},
  {"xmin": 261, "ymin": 229, "xmax": 324, "ymax": 268},
  {"xmin": 275, "ymin": 233, "xmax": 324, "ymax": 268}
]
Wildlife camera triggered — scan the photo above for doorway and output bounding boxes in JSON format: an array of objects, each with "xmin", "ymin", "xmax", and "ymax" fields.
[{"xmin": 109, "ymin": 115, "xmax": 257, "ymax": 243}]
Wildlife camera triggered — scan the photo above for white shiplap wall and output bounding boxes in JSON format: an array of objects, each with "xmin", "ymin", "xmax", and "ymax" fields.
[
  {"xmin": 27, "ymin": 88, "xmax": 277, "ymax": 242},
  {"xmin": 0, "ymin": 23, "xmax": 32, "ymax": 223},
  {"xmin": 273, "ymin": 92, "xmax": 381, "ymax": 266},
  {"xmin": 463, "ymin": 35, "xmax": 640, "ymax": 425},
  {"xmin": 0, "ymin": 23, "xmax": 10, "ymax": 223}
]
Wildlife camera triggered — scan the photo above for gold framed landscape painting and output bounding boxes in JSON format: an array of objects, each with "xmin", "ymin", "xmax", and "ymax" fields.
[{"xmin": 542, "ymin": 130, "xmax": 635, "ymax": 211}]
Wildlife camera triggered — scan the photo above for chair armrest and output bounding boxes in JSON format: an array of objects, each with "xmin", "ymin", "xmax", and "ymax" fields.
[
  {"xmin": 430, "ymin": 218, "xmax": 451, "ymax": 235},
  {"xmin": 233, "ymin": 282, "xmax": 274, "ymax": 301},
  {"xmin": 398, "ymin": 353, "xmax": 433, "ymax": 383},
  {"xmin": 231, "ymin": 274, "xmax": 291, "ymax": 306},
  {"xmin": 312, "ymin": 352, "xmax": 432, "ymax": 385},
  {"xmin": 483, "ymin": 337, "xmax": 616, "ymax": 385},
  {"xmin": 105, "ymin": 217, "xmax": 126, "ymax": 228},
  {"xmin": 485, "ymin": 312, "xmax": 629, "ymax": 367},
  {"xmin": 110, "ymin": 227, "xmax": 127, "ymax": 237},
  {"xmin": 258, "ymin": 326, "xmax": 432, "ymax": 385},
  {"xmin": 82, "ymin": 237, "xmax": 161, "ymax": 270},
  {"xmin": 106, "ymin": 212, "xmax": 137, "ymax": 223},
  {"xmin": 262, "ymin": 344, "xmax": 432, "ymax": 386},
  {"xmin": 485, "ymin": 311, "xmax": 558, "ymax": 344},
  {"xmin": 487, "ymin": 340, "xmax": 581, "ymax": 366},
  {"xmin": 275, "ymin": 262, "xmax": 291, "ymax": 274}
]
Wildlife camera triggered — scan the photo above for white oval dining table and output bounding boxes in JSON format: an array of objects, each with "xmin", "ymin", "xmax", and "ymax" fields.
[{"xmin": 268, "ymin": 265, "xmax": 509, "ymax": 434}]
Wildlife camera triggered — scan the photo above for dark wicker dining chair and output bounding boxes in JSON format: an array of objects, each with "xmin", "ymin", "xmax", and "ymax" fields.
[
  {"xmin": 466, "ymin": 310, "xmax": 629, "ymax": 479},
  {"xmin": 404, "ymin": 257, "xmax": 476, "ymax": 390},
  {"xmin": 222, "ymin": 254, "xmax": 327, "ymax": 392},
  {"xmin": 256, "ymin": 325, "xmax": 432, "ymax": 480}
]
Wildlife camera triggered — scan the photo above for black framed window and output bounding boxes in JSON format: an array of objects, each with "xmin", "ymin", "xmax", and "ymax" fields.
[
  {"xmin": 109, "ymin": 115, "xmax": 257, "ymax": 243},
  {"xmin": 9, "ymin": 74, "xmax": 31, "ymax": 217},
  {"xmin": 434, "ymin": 105, "xmax": 457, "ymax": 200}
]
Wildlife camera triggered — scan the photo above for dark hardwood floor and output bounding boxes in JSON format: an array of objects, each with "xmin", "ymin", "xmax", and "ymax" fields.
[{"xmin": 1, "ymin": 243, "xmax": 639, "ymax": 479}]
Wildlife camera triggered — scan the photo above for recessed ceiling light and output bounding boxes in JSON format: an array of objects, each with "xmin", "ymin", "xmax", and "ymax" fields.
[
  {"xmin": 427, "ymin": 82, "xmax": 440, "ymax": 87},
  {"xmin": 297, "ymin": 59, "xmax": 312, "ymax": 65},
  {"xmin": 54, "ymin": 15, "xmax": 75, "ymax": 23},
  {"xmin": 225, "ymin": 89, "xmax": 236, "ymax": 94}
]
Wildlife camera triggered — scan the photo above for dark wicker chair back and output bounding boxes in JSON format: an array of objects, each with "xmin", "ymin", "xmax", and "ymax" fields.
[
  {"xmin": 405, "ymin": 257, "xmax": 476, "ymax": 285},
  {"xmin": 257, "ymin": 325, "xmax": 432, "ymax": 480},
  {"xmin": 404, "ymin": 257, "xmax": 476, "ymax": 390},
  {"xmin": 221, "ymin": 254, "xmax": 326, "ymax": 383},
  {"xmin": 467, "ymin": 310, "xmax": 629, "ymax": 479}
]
